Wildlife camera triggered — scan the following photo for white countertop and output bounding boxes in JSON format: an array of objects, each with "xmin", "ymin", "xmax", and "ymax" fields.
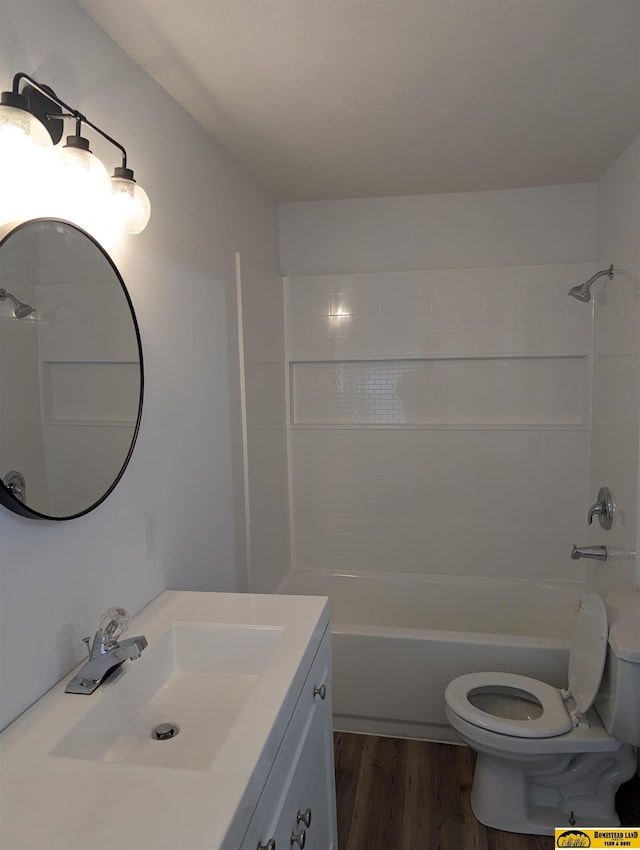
[{"xmin": 0, "ymin": 591, "xmax": 329, "ymax": 850}]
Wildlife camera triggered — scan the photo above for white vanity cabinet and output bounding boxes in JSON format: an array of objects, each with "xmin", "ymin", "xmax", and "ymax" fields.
[{"xmin": 241, "ymin": 628, "xmax": 337, "ymax": 850}]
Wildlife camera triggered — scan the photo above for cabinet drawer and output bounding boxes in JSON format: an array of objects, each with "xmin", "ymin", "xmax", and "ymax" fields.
[
  {"xmin": 269, "ymin": 696, "xmax": 335, "ymax": 850},
  {"xmin": 241, "ymin": 628, "xmax": 335, "ymax": 850}
]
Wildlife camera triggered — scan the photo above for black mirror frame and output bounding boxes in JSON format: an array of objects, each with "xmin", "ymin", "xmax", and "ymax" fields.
[{"xmin": 0, "ymin": 218, "xmax": 144, "ymax": 521}]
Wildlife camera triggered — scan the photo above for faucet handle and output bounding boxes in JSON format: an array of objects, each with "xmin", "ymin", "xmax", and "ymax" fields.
[
  {"xmin": 587, "ymin": 486, "xmax": 614, "ymax": 530},
  {"xmin": 97, "ymin": 606, "xmax": 130, "ymax": 641}
]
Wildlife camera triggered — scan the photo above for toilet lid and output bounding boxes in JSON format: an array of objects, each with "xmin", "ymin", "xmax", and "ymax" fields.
[
  {"xmin": 445, "ymin": 672, "xmax": 573, "ymax": 737},
  {"xmin": 567, "ymin": 591, "xmax": 608, "ymax": 715}
]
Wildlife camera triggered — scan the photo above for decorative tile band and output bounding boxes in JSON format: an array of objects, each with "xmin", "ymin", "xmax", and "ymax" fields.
[{"xmin": 291, "ymin": 356, "xmax": 587, "ymax": 426}]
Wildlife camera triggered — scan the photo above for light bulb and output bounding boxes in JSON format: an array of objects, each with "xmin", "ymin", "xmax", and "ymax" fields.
[
  {"xmin": 0, "ymin": 92, "xmax": 53, "ymax": 223},
  {"xmin": 111, "ymin": 167, "xmax": 151, "ymax": 234}
]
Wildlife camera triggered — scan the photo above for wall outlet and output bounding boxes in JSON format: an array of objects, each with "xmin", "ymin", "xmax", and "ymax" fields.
[{"xmin": 142, "ymin": 508, "xmax": 157, "ymax": 557}]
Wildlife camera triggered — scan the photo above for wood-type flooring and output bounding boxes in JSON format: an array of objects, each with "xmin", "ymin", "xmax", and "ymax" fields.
[{"xmin": 333, "ymin": 732, "xmax": 640, "ymax": 850}]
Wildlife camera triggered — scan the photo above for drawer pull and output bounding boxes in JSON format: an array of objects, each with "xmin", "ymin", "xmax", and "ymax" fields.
[
  {"xmin": 291, "ymin": 828, "xmax": 306, "ymax": 848},
  {"xmin": 313, "ymin": 683, "xmax": 327, "ymax": 700},
  {"xmin": 256, "ymin": 841, "xmax": 276, "ymax": 850},
  {"xmin": 296, "ymin": 808, "xmax": 312, "ymax": 828}
]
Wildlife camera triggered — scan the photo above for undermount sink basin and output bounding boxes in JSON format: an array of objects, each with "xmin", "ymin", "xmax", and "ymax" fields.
[{"xmin": 54, "ymin": 622, "xmax": 283, "ymax": 770}]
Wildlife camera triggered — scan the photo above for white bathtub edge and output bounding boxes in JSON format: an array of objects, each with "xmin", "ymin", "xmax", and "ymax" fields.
[
  {"xmin": 334, "ymin": 714, "xmax": 463, "ymax": 745},
  {"xmin": 277, "ymin": 567, "xmax": 587, "ymax": 593}
]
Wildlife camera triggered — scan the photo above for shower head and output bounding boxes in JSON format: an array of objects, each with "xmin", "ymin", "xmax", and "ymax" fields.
[
  {"xmin": 568, "ymin": 282, "xmax": 593, "ymax": 303},
  {"xmin": 0, "ymin": 288, "xmax": 35, "ymax": 319},
  {"xmin": 568, "ymin": 265, "xmax": 614, "ymax": 303},
  {"xmin": 13, "ymin": 302, "xmax": 35, "ymax": 319}
]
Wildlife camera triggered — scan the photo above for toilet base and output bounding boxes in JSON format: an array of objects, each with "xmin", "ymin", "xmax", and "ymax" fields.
[{"xmin": 470, "ymin": 745, "xmax": 637, "ymax": 835}]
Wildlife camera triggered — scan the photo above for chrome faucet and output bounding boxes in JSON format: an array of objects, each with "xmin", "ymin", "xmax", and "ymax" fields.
[
  {"xmin": 571, "ymin": 544, "xmax": 608, "ymax": 562},
  {"xmin": 65, "ymin": 607, "xmax": 147, "ymax": 695}
]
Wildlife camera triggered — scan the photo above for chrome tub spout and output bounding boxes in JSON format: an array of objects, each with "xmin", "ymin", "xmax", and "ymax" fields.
[{"xmin": 571, "ymin": 544, "xmax": 608, "ymax": 562}]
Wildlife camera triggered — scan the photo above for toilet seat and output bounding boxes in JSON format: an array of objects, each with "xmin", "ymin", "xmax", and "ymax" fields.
[
  {"xmin": 445, "ymin": 591, "xmax": 609, "ymax": 740},
  {"xmin": 445, "ymin": 672, "xmax": 573, "ymax": 738}
]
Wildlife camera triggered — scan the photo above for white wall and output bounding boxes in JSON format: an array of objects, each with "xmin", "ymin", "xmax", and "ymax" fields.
[
  {"xmin": 587, "ymin": 132, "xmax": 640, "ymax": 594},
  {"xmin": 0, "ymin": 0, "xmax": 279, "ymax": 730},
  {"xmin": 280, "ymin": 184, "xmax": 596, "ymax": 276},
  {"xmin": 280, "ymin": 185, "xmax": 597, "ymax": 583}
]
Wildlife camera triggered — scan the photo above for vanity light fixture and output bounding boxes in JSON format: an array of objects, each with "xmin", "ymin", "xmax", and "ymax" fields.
[{"xmin": 0, "ymin": 72, "xmax": 150, "ymax": 235}]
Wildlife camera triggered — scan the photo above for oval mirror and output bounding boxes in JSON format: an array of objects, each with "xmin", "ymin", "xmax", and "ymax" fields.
[{"xmin": 0, "ymin": 219, "xmax": 143, "ymax": 520}]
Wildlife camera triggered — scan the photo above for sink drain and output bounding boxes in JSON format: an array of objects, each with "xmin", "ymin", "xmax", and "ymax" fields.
[{"xmin": 152, "ymin": 722, "xmax": 180, "ymax": 741}]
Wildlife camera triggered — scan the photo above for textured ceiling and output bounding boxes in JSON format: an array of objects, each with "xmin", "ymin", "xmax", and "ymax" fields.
[{"xmin": 78, "ymin": 0, "xmax": 640, "ymax": 202}]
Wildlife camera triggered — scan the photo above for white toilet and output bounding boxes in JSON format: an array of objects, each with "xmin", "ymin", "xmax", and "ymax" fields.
[{"xmin": 444, "ymin": 590, "xmax": 640, "ymax": 835}]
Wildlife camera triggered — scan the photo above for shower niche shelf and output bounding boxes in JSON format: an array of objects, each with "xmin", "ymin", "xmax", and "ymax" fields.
[
  {"xmin": 41, "ymin": 361, "xmax": 139, "ymax": 425},
  {"xmin": 289, "ymin": 355, "xmax": 588, "ymax": 429}
]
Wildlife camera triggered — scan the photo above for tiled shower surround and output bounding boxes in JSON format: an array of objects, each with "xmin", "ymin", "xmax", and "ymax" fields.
[{"xmin": 285, "ymin": 263, "xmax": 594, "ymax": 583}]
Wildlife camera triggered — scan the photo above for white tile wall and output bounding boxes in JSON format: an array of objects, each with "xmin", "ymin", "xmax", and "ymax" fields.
[
  {"xmin": 287, "ymin": 265, "xmax": 593, "ymax": 361},
  {"xmin": 587, "ymin": 133, "xmax": 640, "ymax": 593},
  {"xmin": 286, "ymin": 262, "xmax": 594, "ymax": 581},
  {"xmin": 289, "ymin": 428, "xmax": 588, "ymax": 581}
]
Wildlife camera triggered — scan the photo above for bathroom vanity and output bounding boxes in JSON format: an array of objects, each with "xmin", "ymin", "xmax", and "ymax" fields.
[{"xmin": 0, "ymin": 591, "xmax": 338, "ymax": 849}]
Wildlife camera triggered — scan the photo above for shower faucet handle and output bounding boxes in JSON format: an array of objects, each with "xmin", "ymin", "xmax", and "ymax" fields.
[
  {"xmin": 587, "ymin": 486, "xmax": 614, "ymax": 530},
  {"xmin": 2, "ymin": 470, "xmax": 26, "ymax": 503}
]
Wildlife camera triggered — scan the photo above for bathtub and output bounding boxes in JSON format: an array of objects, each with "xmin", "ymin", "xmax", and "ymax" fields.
[{"xmin": 276, "ymin": 569, "xmax": 582, "ymax": 743}]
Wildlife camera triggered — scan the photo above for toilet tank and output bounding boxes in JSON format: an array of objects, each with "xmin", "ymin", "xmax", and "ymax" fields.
[{"xmin": 594, "ymin": 592, "xmax": 640, "ymax": 746}]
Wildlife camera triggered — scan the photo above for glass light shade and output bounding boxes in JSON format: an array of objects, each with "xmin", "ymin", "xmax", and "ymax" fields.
[
  {"xmin": 0, "ymin": 101, "xmax": 52, "ymax": 152},
  {"xmin": 0, "ymin": 102, "xmax": 54, "ymax": 224},
  {"xmin": 111, "ymin": 174, "xmax": 151, "ymax": 234},
  {"xmin": 54, "ymin": 139, "xmax": 111, "ymax": 232}
]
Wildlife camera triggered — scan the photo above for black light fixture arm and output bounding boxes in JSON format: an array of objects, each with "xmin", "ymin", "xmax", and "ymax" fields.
[{"xmin": 12, "ymin": 71, "xmax": 128, "ymax": 169}]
